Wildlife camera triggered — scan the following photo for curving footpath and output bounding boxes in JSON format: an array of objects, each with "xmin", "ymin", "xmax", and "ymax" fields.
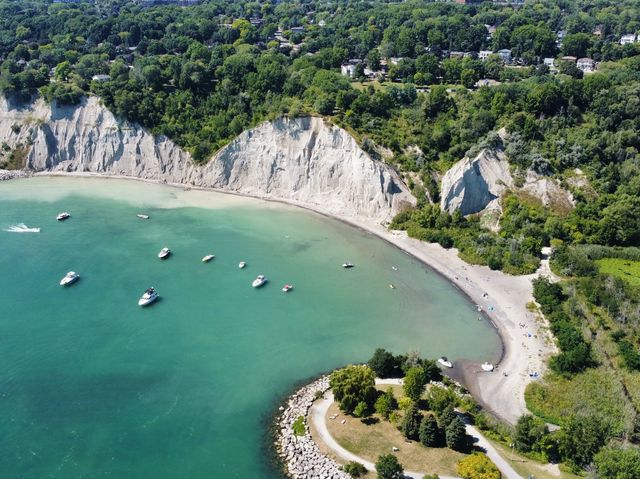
[{"xmin": 309, "ymin": 379, "xmax": 524, "ymax": 479}]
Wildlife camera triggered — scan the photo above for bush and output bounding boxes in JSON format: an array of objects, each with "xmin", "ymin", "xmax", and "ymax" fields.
[
  {"xmin": 514, "ymin": 414, "xmax": 549, "ymax": 453},
  {"xmin": 456, "ymin": 453, "xmax": 501, "ymax": 479},
  {"xmin": 532, "ymin": 277, "xmax": 565, "ymax": 314},
  {"xmin": 292, "ymin": 416, "xmax": 305, "ymax": 436},
  {"xmin": 343, "ymin": 461, "xmax": 368, "ymax": 478},
  {"xmin": 354, "ymin": 401, "xmax": 370, "ymax": 418}
]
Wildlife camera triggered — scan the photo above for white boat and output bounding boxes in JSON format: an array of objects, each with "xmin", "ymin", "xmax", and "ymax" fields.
[
  {"xmin": 202, "ymin": 254, "xmax": 215, "ymax": 263},
  {"xmin": 438, "ymin": 357, "xmax": 453, "ymax": 368},
  {"xmin": 56, "ymin": 212, "xmax": 70, "ymax": 221},
  {"xmin": 137, "ymin": 214, "xmax": 150, "ymax": 219},
  {"xmin": 389, "ymin": 284, "xmax": 395, "ymax": 289},
  {"xmin": 342, "ymin": 262, "xmax": 354, "ymax": 268},
  {"xmin": 481, "ymin": 362, "xmax": 494, "ymax": 372},
  {"xmin": 138, "ymin": 287, "xmax": 159, "ymax": 306},
  {"xmin": 59, "ymin": 271, "xmax": 80, "ymax": 286},
  {"xmin": 282, "ymin": 284, "xmax": 293, "ymax": 292},
  {"xmin": 238, "ymin": 261, "xmax": 246, "ymax": 269},
  {"xmin": 158, "ymin": 247, "xmax": 171, "ymax": 259},
  {"xmin": 252, "ymin": 275, "xmax": 267, "ymax": 288}
]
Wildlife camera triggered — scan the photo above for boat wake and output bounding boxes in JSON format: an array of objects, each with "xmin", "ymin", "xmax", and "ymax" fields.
[{"xmin": 5, "ymin": 223, "xmax": 41, "ymax": 233}]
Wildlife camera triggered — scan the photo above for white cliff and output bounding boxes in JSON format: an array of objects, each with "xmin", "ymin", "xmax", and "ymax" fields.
[
  {"xmin": 440, "ymin": 148, "xmax": 573, "ymax": 216},
  {"xmin": 0, "ymin": 95, "xmax": 414, "ymax": 222}
]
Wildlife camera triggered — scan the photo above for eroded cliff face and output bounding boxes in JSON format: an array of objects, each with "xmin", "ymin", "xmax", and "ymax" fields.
[
  {"xmin": 440, "ymin": 148, "xmax": 574, "ymax": 216},
  {"xmin": 0, "ymin": 96, "xmax": 414, "ymax": 222}
]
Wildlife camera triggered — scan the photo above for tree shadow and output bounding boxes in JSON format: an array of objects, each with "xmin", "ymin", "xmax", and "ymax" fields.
[{"xmin": 361, "ymin": 417, "xmax": 380, "ymax": 426}]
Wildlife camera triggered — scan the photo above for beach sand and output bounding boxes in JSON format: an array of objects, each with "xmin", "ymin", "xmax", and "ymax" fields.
[{"xmin": 23, "ymin": 172, "xmax": 555, "ymax": 424}]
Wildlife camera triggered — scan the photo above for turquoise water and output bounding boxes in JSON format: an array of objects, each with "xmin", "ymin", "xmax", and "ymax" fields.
[{"xmin": 0, "ymin": 177, "xmax": 500, "ymax": 479}]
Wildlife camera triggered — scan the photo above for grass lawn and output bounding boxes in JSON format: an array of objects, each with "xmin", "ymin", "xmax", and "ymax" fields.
[
  {"xmin": 323, "ymin": 385, "xmax": 466, "ymax": 476},
  {"xmin": 486, "ymin": 439, "xmax": 582, "ymax": 479},
  {"xmin": 595, "ymin": 258, "xmax": 640, "ymax": 287}
]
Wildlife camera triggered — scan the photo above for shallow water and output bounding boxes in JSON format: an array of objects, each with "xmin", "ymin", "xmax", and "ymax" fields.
[{"xmin": 0, "ymin": 177, "xmax": 500, "ymax": 479}]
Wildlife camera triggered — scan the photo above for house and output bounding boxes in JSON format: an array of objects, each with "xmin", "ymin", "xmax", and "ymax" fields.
[
  {"xmin": 556, "ymin": 30, "xmax": 566, "ymax": 45},
  {"xmin": 561, "ymin": 55, "xmax": 577, "ymax": 63},
  {"xmin": 91, "ymin": 74, "xmax": 111, "ymax": 82},
  {"xmin": 478, "ymin": 50, "xmax": 493, "ymax": 61},
  {"xmin": 340, "ymin": 59, "xmax": 362, "ymax": 78},
  {"xmin": 449, "ymin": 51, "xmax": 464, "ymax": 59},
  {"xmin": 620, "ymin": 34, "xmax": 638, "ymax": 45},
  {"xmin": 389, "ymin": 57, "xmax": 403, "ymax": 66},
  {"xmin": 485, "ymin": 25, "xmax": 497, "ymax": 38},
  {"xmin": 290, "ymin": 26, "xmax": 305, "ymax": 34},
  {"xmin": 475, "ymin": 79, "xmax": 500, "ymax": 88},
  {"xmin": 497, "ymin": 49, "xmax": 512, "ymax": 63},
  {"xmin": 593, "ymin": 25, "xmax": 604, "ymax": 37},
  {"xmin": 543, "ymin": 57, "xmax": 556, "ymax": 71},
  {"xmin": 576, "ymin": 58, "xmax": 595, "ymax": 73}
]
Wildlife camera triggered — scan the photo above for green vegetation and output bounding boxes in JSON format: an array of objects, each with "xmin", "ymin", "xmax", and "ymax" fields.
[
  {"xmin": 329, "ymin": 365, "xmax": 376, "ymax": 415},
  {"xmin": 292, "ymin": 415, "xmax": 305, "ymax": 436},
  {"xmin": 456, "ymin": 453, "xmax": 501, "ymax": 479},
  {"xmin": 595, "ymin": 258, "xmax": 640, "ymax": 288},
  {"xmin": 342, "ymin": 461, "xmax": 367, "ymax": 478},
  {"xmin": 375, "ymin": 454, "xmax": 403, "ymax": 479}
]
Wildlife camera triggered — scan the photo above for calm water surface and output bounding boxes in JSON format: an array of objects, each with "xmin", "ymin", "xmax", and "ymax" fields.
[{"xmin": 0, "ymin": 177, "xmax": 500, "ymax": 479}]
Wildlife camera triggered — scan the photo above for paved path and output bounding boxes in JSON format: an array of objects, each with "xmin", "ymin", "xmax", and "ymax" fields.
[{"xmin": 310, "ymin": 379, "xmax": 524, "ymax": 479}]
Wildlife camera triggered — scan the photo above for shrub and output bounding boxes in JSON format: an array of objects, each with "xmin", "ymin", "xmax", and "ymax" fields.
[
  {"xmin": 354, "ymin": 401, "xmax": 370, "ymax": 418},
  {"xmin": 514, "ymin": 414, "xmax": 549, "ymax": 453},
  {"xmin": 368, "ymin": 348, "xmax": 398, "ymax": 378},
  {"xmin": 343, "ymin": 461, "xmax": 368, "ymax": 478},
  {"xmin": 594, "ymin": 445, "xmax": 640, "ymax": 479},
  {"xmin": 456, "ymin": 453, "xmax": 501, "ymax": 479},
  {"xmin": 292, "ymin": 416, "xmax": 305, "ymax": 436}
]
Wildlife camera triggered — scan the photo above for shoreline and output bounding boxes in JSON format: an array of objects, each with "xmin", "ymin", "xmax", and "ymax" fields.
[{"xmin": 8, "ymin": 171, "xmax": 555, "ymax": 424}]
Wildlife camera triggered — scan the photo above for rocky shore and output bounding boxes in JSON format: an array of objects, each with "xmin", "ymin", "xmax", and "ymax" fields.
[
  {"xmin": 0, "ymin": 169, "xmax": 29, "ymax": 181},
  {"xmin": 276, "ymin": 376, "xmax": 351, "ymax": 479}
]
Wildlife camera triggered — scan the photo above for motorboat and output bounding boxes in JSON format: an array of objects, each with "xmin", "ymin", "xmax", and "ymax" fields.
[
  {"xmin": 56, "ymin": 212, "xmax": 70, "ymax": 221},
  {"xmin": 138, "ymin": 287, "xmax": 159, "ymax": 306},
  {"xmin": 60, "ymin": 271, "xmax": 80, "ymax": 286},
  {"xmin": 282, "ymin": 284, "xmax": 293, "ymax": 292},
  {"xmin": 481, "ymin": 362, "xmax": 495, "ymax": 372},
  {"xmin": 137, "ymin": 214, "xmax": 150, "ymax": 219},
  {"xmin": 342, "ymin": 262, "xmax": 354, "ymax": 268},
  {"xmin": 252, "ymin": 275, "xmax": 267, "ymax": 288},
  {"xmin": 438, "ymin": 357, "xmax": 453, "ymax": 368},
  {"xmin": 202, "ymin": 254, "xmax": 215, "ymax": 263},
  {"xmin": 389, "ymin": 284, "xmax": 395, "ymax": 289},
  {"xmin": 158, "ymin": 247, "xmax": 171, "ymax": 259},
  {"xmin": 238, "ymin": 261, "xmax": 246, "ymax": 269}
]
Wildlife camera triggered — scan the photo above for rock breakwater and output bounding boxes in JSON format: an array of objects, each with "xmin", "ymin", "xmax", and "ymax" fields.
[
  {"xmin": 0, "ymin": 169, "xmax": 29, "ymax": 181},
  {"xmin": 276, "ymin": 377, "xmax": 350, "ymax": 479}
]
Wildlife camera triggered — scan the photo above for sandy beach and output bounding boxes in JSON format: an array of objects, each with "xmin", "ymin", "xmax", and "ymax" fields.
[{"xmin": 19, "ymin": 172, "xmax": 555, "ymax": 424}]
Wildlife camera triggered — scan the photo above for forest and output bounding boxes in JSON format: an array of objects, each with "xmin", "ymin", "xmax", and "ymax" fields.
[{"xmin": 1, "ymin": 0, "xmax": 640, "ymax": 476}]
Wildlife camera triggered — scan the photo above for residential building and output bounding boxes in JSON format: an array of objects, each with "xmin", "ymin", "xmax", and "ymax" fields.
[
  {"xmin": 91, "ymin": 74, "xmax": 111, "ymax": 82},
  {"xmin": 561, "ymin": 55, "xmax": 577, "ymax": 63},
  {"xmin": 620, "ymin": 34, "xmax": 638, "ymax": 45},
  {"xmin": 478, "ymin": 50, "xmax": 493, "ymax": 61},
  {"xmin": 576, "ymin": 58, "xmax": 595, "ymax": 72},
  {"xmin": 340, "ymin": 59, "xmax": 362, "ymax": 78},
  {"xmin": 497, "ymin": 49, "xmax": 512, "ymax": 63}
]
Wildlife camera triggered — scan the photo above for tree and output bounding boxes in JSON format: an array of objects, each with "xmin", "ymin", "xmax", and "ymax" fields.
[
  {"xmin": 401, "ymin": 403, "xmax": 423, "ymax": 440},
  {"xmin": 514, "ymin": 414, "xmax": 549, "ymax": 453},
  {"xmin": 403, "ymin": 367, "xmax": 427, "ymax": 402},
  {"xmin": 375, "ymin": 388, "xmax": 398, "ymax": 420},
  {"xmin": 375, "ymin": 454, "xmax": 404, "ymax": 479},
  {"xmin": 419, "ymin": 413, "xmax": 444, "ymax": 447},
  {"xmin": 439, "ymin": 404, "xmax": 458, "ymax": 429},
  {"xmin": 558, "ymin": 414, "xmax": 611, "ymax": 470},
  {"xmin": 562, "ymin": 33, "xmax": 593, "ymax": 58},
  {"xmin": 330, "ymin": 365, "xmax": 376, "ymax": 415},
  {"xmin": 456, "ymin": 453, "xmax": 501, "ymax": 479},
  {"xmin": 55, "ymin": 61, "xmax": 72, "ymax": 82},
  {"xmin": 445, "ymin": 417, "xmax": 468, "ymax": 452},
  {"xmin": 368, "ymin": 348, "xmax": 397, "ymax": 378},
  {"xmin": 594, "ymin": 446, "xmax": 640, "ymax": 479}
]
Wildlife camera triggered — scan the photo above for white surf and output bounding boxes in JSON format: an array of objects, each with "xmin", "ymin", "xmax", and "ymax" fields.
[{"xmin": 5, "ymin": 223, "xmax": 41, "ymax": 233}]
